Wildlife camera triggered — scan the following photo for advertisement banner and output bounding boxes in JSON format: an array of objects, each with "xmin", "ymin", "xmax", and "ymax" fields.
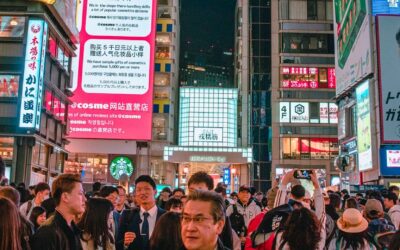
[
  {"xmin": 290, "ymin": 102, "xmax": 309, "ymax": 123},
  {"xmin": 334, "ymin": 0, "xmax": 374, "ymax": 96},
  {"xmin": 356, "ymin": 81, "xmax": 373, "ymax": 171},
  {"xmin": 372, "ymin": 0, "xmax": 400, "ymax": 15},
  {"xmin": 19, "ymin": 19, "xmax": 48, "ymax": 130},
  {"xmin": 380, "ymin": 145, "xmax": 400, "ymax": 176},
  {"xmin": 69, "ymin": 0, "xmax": 157, "ymax": 140},
  {"xmin": 376, "ymin": 15, "xmax": 400, "ymax": 143}
]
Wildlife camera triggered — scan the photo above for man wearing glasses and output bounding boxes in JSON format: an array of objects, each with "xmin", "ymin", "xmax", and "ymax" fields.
[{"xmin": 182, "ymin": 190, "xmax": 230, "ymax": 250}]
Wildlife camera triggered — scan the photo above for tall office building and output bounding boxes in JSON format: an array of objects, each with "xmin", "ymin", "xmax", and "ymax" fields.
[{"xmin": 271, "ymin": 0, "xmax": 339, "ymax": 186}]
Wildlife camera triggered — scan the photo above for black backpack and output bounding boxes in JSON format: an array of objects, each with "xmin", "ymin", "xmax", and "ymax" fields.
[{"xmin": 229, "ymin": 204, "xmax": 246, "ymax": 237}]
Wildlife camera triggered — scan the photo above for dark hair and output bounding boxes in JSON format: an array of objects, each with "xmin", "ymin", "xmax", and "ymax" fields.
[
  {"xmin": 341, "ymin": 189, "xmax": 349, "ymax": 195},
  {"xmin": 214, "ymin": 186, "xmax": 227, "ymax": 196},
  {"xmin": 291, "ymin": 185, "xmax": 305, "ymax": 200},
  {"xmin": 280, "ymin": 207, "xmax": 321, "ymax": 250},
  {"xmin": 338, "ymin": 230, "xmax": 368, "ymax": 249},
  {"xmin": 135, "ymin": 175, "xmax": 156, "ymax": 190},
  {"xmin": 185, "ymin": 190, "xmax": 225, "ymax": 223},
  {"xmin": 41, "ymin": 197, "xmax": 56, "ymax": 218},
  {"xmin": 356, "ymin": 193, "xmax": 363, "ymax": 198},
  {"xmin": 34, "ymin": 182, "xmax": 50, "ymax": 195},
  {"xmin": 389, "ymin": 230, "xmax": 400, "ymax": 250},
  {"xmin": 52, "ymin": 174, "xmax": 82, "ymax": 206},
  {"xmin": 78, "ymin": 198, "xmax": 114, "ymax": 249},
  {"xmin": 172, "ymin": 188, "xmax": 185, "ymax": 196},
  {"xmin": 161, "ymin": 187, "xmax": 172, "ymax": 194},
  {"xmin": 165, "ymin": 198, "xmax": 183, "ymax": 211},
  {"xmin": 346, "ymin": 198, "xmax": 358, "ymax": 209},
  {"xmin": 329, "ymin": 193, "xmax": 341, "ymax": 209},
  {"xmin": 99, "ymin": 186, "xmax": 118, "ymax": 198},
  {"xmin": 0, "ymin": 157, "xmax": 5, "ymax": 177},
  {"xmin": 0, "ymin": 197, "xmax": 22, "ymax": 250},
  {"xmin": 29, "ymin": 206, "xmax": 46, "ymax": 229},
  {"xmin": 150, "ymin": 212, "xmax": 183, "ymax": 250},
  {"xmin": 0, "ymin": 186, "xmax": 20, "ymax": 206},
  {"xmin": 92, "ymin": 182, "xmax": 101, "ymax": 192},
  {"xmin": 383, "ymin": 192, "xmax": 398, "ymax": 204},
  {"xmin": 188, "ymin": 171, "xmax": 214, "ymax": 190}
]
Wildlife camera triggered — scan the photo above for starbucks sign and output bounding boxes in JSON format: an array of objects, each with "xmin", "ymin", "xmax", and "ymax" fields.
[{"xmin": 109, "ymin": 156, "xmax": 134, "ymax": 180}]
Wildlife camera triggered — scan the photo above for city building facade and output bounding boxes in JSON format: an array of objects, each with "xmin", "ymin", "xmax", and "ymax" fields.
[{"xmin": 0, "ymin": 0, "xmax": 77, "ymax": 185}]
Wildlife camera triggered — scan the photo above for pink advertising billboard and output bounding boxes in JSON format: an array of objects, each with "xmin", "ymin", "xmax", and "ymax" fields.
[{"xmin": 69, "ymin": 0, "xmax": 157, "ymax": 140}]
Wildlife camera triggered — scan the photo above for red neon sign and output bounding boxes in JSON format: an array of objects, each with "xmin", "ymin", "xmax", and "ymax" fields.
[{"xmin": 281, "ymin": 67, "xmax": 335, "ymax": 89}]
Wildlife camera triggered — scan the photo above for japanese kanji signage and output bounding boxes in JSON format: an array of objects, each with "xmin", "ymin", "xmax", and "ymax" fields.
[
  {"xmin": 19, "ymin": 19, "xmax": 48, "ymax": 129},
  {"xmin": 69, "ymin": 0, "xmax": 157, "ymax": 140},
  {"xmin": 376, "ymin": 15, "xmax": 400, "ymax": 143}
]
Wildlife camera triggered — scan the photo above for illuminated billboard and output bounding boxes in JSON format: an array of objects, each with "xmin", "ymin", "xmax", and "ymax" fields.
[
  {"xmin": 69, "ymin": 0, "xmax": 157, "ymax": 140},
  {"xmin": 372, "ymin": 0, "xmax": 400, "ymax": 15},
  {"xmin": 356, "ymin": 81, "xmax": 373, "ymax": 171},
  {"xmin": 380, "ymin": 145, "xmax": 400, "ymax": 176},
  {"xmin": 19, "ymin": 19, "xmax": 48, "ymax": 130},
  {"xmin": 179, "ymin": 88, "xmax": 238, "ymax": 147},
  {"xmin": 376, "ymin": 15, "xmax": 400, "ymax": 143},
  {"xmin": 279, "ymin": 102, "xmax": 338, "ymax": 124},
  {"xmin": 280, "ymin": 67, "xmax": 335, "ymax": 89},
  {"xmin": 334, "ymin": 0, "xmax": 374, "ymax": 96}
]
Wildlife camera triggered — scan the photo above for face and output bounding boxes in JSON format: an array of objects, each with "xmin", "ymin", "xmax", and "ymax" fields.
[
  {"xmin": 255, "ymin": 194, "xmax": 263, "ymax": 201},
  {"xmin": 135, "ymin": 182, "xmax": 156, "ymax": 206},
  {"xmin": 188, "ymin": 183, "xmax": 210, "ymax": 193},
  {"xmin": 106, "ymin": 192, "xmax": 120, "ymax": 208},
  {"xmin": 170, "ymin": 205, "xmax": 183, "ymax": 213},
  {"xmin": 117, "ymin": 188, "xmax": 126, "ymax": 206},
  {"xmin": 384, "ymin": 198, "xmax": 394, "ymax": 209},
  {"xmin": 181, "ymin": 200, "xmax": 224, "ymax": 250},
  {"xmin": 64, "ymin": 182, "xmax": 86, "ymax": 215},
  {"xmin": 238, "ymin": 191, "xmax": 251, "ymax": 204},
  {"xmin": 174, "ymin": 191, "xmax": 184, "ymax": 199},
  {"xmin": 36, "ymin": 212, "xmax": 47, "ymax": 225},
  {"xmin": 37, "ymin": 190, "xmax": 50, "ymax": 203},
  {"xmin": 161, "ymin": 191, "xmax": 170, "ymax": 201}
]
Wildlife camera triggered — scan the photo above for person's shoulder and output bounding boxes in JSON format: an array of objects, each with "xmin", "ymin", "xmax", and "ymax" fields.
[{"xmin": 157, "ymin": 206, "xmax": 166, "ymax": 215}]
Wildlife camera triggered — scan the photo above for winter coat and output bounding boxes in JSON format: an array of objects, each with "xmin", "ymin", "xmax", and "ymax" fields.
[
  {"xmin": 388, "ymin": 205, "xmax": 400, "ymax": 230},
  {"xmin": 226, "ymin": 200, "xmax": 262, "ymax": 228}
]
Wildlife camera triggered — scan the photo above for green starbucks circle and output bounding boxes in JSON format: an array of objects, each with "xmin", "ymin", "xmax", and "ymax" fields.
[{"xmin": 110, "ymin": 156, "xmax": 134, "ymax": 180}]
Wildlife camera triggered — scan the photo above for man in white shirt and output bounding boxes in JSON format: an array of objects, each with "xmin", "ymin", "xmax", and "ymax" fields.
[
  {"xmin": 20, "ymin": 182, "xmax": 50, "ymax": 218},
  {"xmin": 117, "ymin": 175, "xmax": 166, "ymax": 250}
]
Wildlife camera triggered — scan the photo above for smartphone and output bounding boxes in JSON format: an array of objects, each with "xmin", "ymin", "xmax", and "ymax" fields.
[{"xmin": 293, "ymin": 170, "xmax": 312, "ymax": 180}]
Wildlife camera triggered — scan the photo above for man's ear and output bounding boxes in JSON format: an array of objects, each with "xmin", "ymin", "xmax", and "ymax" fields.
[
  {"xmin": 215, "ymin": 219, "xmax": 225, "ymax": 235},
  {"xmin": 61, "ymin": 192, "xmax": 69, "ymax": 204}
]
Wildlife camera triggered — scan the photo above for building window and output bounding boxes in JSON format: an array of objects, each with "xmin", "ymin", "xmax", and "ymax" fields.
[
  {"xmin": 282, "ymin": 33, "xmax": 334, "ymax": 54},
  {"xmin": 156, "ymin": 46, "xmax": 171, "ymax": 59},
  {"xmin": 165, "ymin": 63, "xmax": 171, "ymax": 72},
  {"xmin": 166, "ymin": 24, "xmax": 173, "ymax": 32},
  {"xmin": 155, "ymin": 63, "xmax": 161, "ymax": 72},
  {"xmin": 0, "ymin": 16, "xmax": 25, "ymax": 38},
  {"xmin": 281, "ymin": 137, "xmax": 338, "ymax": 159},
  {"xmin": 0, "ymin": 75, "xmax": 19, "ymax": 97},
  {"xmin": 157, "ymin": 24, "xmax": 163, "ymax": 32}
]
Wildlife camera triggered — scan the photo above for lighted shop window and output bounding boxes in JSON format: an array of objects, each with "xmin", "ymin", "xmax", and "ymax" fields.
[
  {"xmin": 0, "ymin": 16, "xmax": 25, "ymax": 37},
  {"xmin": 0, "ymin": 75, "xmax": 19, "ymax": 97}
]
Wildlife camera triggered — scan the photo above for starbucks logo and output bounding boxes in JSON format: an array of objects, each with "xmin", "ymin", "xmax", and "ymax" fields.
[{"xmin": 110, "ymin": 157, "xmax": 134, "ymax": 180}]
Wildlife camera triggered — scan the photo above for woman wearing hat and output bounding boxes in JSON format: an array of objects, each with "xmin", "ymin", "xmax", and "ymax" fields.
[{"xmin": 327, "ymin": 208, "xmax": 376, "ymax": 250}]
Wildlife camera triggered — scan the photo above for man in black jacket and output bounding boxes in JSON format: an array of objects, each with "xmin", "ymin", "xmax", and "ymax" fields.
[
  {"xmin": 117, "ymin": 175, "xmax": 165, "ymax": 250},
  {"xmin": 31, "ymin": 174, "xmax": 86, "ymax": 250}
]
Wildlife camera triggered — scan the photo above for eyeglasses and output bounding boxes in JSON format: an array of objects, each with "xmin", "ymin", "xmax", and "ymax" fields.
[{"xmin": 181, "ymin": 215, "xmax": 214, "ymax": 225}]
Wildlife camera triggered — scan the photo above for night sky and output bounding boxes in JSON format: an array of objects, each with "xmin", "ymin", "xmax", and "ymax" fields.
[{"xmin": 180, "ymin": 0, "xmax": 236, "ymax": 58}]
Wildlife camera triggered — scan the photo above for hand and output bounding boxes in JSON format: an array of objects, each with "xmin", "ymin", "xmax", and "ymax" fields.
[
  {"xmin": 281, "ymin": 170, "xmax": 295, "ymax": 186},
  {"xmin": 124, "ymin": 232, "xmax": 136, "ymax": 246},
  {"xmin": 310, "ymin": 170, "xmax": 319, "ymax": 189}
]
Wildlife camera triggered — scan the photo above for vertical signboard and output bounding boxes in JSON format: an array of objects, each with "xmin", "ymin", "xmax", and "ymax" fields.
[
  {"xmin": 356, "ymin": 81, "xmax": 373, "ymax": 171},
  {"xmin": 334, "ymin": 0, "xmax": 374, "ymax": 96},
  {"xmin": 69, "ymin": 0, "xmax": 157, "ymax": 140},
  {"xmin": 376, "ymin": 15, "xmax": 400, "ymax": 143},
  {"xmin": 19, "ymin": 19, "xmax": 48, "ymax": 130},
  {"xmin": 279, "ymin": 102, "xmax": 290, "ymax": 123}
]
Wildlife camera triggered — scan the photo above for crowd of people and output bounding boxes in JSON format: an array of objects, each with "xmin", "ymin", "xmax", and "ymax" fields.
[{"xmin": 1, "ymin": 156, "xmax": 400, "ymax": 250}]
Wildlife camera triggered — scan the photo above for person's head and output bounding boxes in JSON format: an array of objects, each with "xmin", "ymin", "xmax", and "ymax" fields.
[
  {"xmin": 281, "ymin": 207, "xmax": 321, "ymax": 250},
  {"xmin": 150, "ymin": 212, "xmax": 183, "ymax": 250},
  {"xmin": 172, "ymin": 188, "xmax": 185, "ymax": 199},
  {"xmin": 341, "ymin": 189, "xmax": 349, "ymax": 197},
  {"xmin": 160, "ymin": 187, "xmax": 172, "ymax": 201},
  {"xmin": 255, "ymin": 191, "xmax": 263, "ymax": 202},
  {"xmin": 389, "ymin": 186, "xmax": 400, "ymax": 198},
  {"xmin": 214, "ymin": 186, "xmax": 226, "ymax": 198},
  {"xmin": 0, "ymin": 197, "xmax": 22, "ymax": 250},
  {"xmin": 329, "ymin": 193, "xmax": 341, "ymax": 209},
  {"xmin": 181, "ymin": 190, "xmax": 225, "ymax": 250},
  {"xmin": 345, "ymin": 198, "xmax": 358, "ymax": 209},
  {"xmin": 92, "ymin": 182, "xmax": 101, "ymax": 192},
  {"xmin": 188, "ymin": 171, "xmax": 214, "ymax": 192},
  {"xmin": 78, "ymin": 198, "xmax": 114, "ymax": 249},
  {"xmin": 116, "ymin": 186, "xmax": 126, "ymax": 208},
  {"xmin": 364, "ymin": 199, "xmax": 384, "ymax": 220},
  {"xmin": 166, "ymin": 197, "xmax": 184, "ymax": 213},
  {"xmin": 34, "ymin": 182, "xmax": 51, "ymax": 203},
  {"xmin": 238, "ymin": 185, "xmax": 252, "ymax": 204},
  {"xmin": 230, "ymin": 192, "xmax": 238, "ymax": 202},
  {"xmin": 41, "ymin": 197, "xmax": 56, "ymax": 218},
  {"xmin": 355, "ymin": 193, "xmax": 363, "ymax": 201},
  {"xmin": 337, "ymin": 208, "xmax": 369, "ymax": 249},
  {"xmin": 28, "ymin": 185, "xmax": 35, "ymax": 195},
  {"xmin": 29, "ymin": 206, "xmax": 46, "ymax": 229},
  {"xmin": 290, "ymin": 185, "xmax": 306, "ymax": 201},
  {"xmin": 0, "ymin": 186, "xmax": 20, "ymax": 206},
  {"xmin": 135, "ymin": 175, "xmax": 157, "ymax": 208},
  {"xmin": 383, "ymin": 192, "xmax": 398, "ymax": 210},
  {"xmin": 52, "ymin": 174, "xmax": 86, "ymax": 216},
  {"xmin": 99, "ymin": 186, "xmax": 119, "ymax": 208}
]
